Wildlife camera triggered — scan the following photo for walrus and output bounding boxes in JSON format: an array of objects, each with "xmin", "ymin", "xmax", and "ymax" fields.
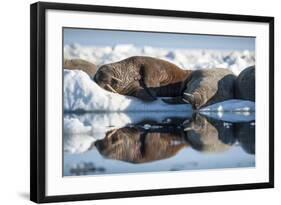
[
  {"xmin": 64, "ymin": 59, "xmax": 97, "ymax": 78},
  {"xmin": 95, "ymin": 126, "xmax": 187, "ymax": 163},
  {"xmin": 235, "ymin": 66, "xmax": 255, "ymax": 101},
  {"xmin": 94, "ymin": 56, "xmax": 192, "ymax": 101},
  {"xmin": 164, "ymin": 68, "xmax": 236, "ymax": 109}
]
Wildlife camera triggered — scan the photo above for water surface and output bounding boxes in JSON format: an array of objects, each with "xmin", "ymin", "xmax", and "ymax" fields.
[{"xmin": 63, "ymin": 112, "xmax": 255, "ymax": 176}]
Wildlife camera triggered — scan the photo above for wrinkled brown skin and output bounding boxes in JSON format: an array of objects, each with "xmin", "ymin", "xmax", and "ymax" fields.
[
  {"xmin": 95, "ymin": 127, "xmax": 187, "ymax": 164},
  {"xmin": 181, "ymin": 68, "xmax": 236, "ymax": 109},
  {"xmin": 235, "ymin": 66, "xmax": 255, "ymax": 101},
  {"xmin": 94, "ymin": 56, "xmax": 192, "ymax": 101},
  {"xmin": 64, "ymin": 59, "xmax": 97, "ymax": 78}
]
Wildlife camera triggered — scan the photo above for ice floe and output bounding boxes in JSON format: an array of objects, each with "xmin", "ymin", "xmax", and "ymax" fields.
[{"xmin": 64, "ymin": 43, "xmax": 255, "ymax": 75}]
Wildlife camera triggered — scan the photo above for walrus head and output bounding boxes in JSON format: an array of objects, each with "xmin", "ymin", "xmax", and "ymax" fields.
[
  {"xmin": 94, "ymin": 62, "xmax": 157, "ymax": 101},
  {"xmin": 94, "ymin": 65, "xmax": 121, "ymax": 93},
  {"xmin": 94, "ymin": 56, "xmax": 191, "ymax": 101},
  {"xmin": 94, "ymin": 63, "xmax": 142, "ymax": 96}
]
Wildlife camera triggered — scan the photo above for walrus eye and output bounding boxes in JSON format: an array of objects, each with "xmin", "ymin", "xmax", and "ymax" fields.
[{"xmin": 111, "ymin": 78, "xmax": 118, "ymax": 86}]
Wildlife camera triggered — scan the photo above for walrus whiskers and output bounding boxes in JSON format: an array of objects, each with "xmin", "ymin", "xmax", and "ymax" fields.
[
  {"xmin": 106, "ymin": 84, "xmax": 118, "ymax": 93},
  {"xmin": 111, "ymin": 76, "xmax": 123, "ymax": 83}
]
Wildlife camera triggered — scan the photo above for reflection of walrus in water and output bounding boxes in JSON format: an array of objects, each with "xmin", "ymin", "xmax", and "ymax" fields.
[
  {"xmin": 234, "ymin": 121, "xmax": 255, "ymax": 154},
  {"xmin": 64, "ymin": 59, "xmax": 97, "ymax": 78},
  {"xmin": 184, "ymin": 114, "xmax": 255, "ymax": 155},
  {"xmin": 95, "ymin": 127, "xmax": 187, "ymax": 163},
  {"xmin": 235, "ymin": 66, "xmax": 255, "ymax": 101},
  {"xmin": 94, "ymin": 115, "xmax": 255, "ymax": 163},
  {"xmin": 183, "ymin": 114, "xmax": 236, "ymax": 153},
  {"xmin": 94, "ymin": 56, "xmax": 192, "ymax": 101}
]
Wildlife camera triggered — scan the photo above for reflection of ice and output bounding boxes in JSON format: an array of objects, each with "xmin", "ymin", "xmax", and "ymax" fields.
[
  {"xmin": 64, "ymin": 113, "xmax": 132, "ymax": 153},
  {"xmin": 69, "ymin": 162, "xmax": 105, "ymax": 176},
  {"xmin": 64, "ymin": 111, "xmax": 192, "ymax": 134},
  {"xmin": 201, "ymin": 111, "xmax": 255, "ymax": 122},
  {"xmin": 64, "ymin": 134, "xmax": 96, "ymax": 154},
  {"xmin": 64, "ymin": 111, "xmax": 192, "ymax": 153},
  {"xmin": 64, "ymin": 112, "xmax": 131, "ymax": 134}
]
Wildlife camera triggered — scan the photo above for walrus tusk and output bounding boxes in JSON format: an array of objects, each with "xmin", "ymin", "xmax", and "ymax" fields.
[
  {"xmin": 111, "ymin": 76, "xmax": 123, "ymax": 83},
  {"xmin": 184, "ymin": 127, "xmax": 193, "ymax": 131},
  {"xmin": 106, "ymin": 84, "xmax": 118, "ymax": 93},
  {"xmin": 183, "ymin": 92, "xmax": 194, "ymax": 97},
  {"xmin": 182, "ymin": 119, "xmax": 190, "ymax": 125},
  {"xmin": 182, "ymin": 98, "xmax": 190, "ymax": 104},
  {"xmin": 107, "ymin": 129, "xmax": 118, "ymax": 138}
]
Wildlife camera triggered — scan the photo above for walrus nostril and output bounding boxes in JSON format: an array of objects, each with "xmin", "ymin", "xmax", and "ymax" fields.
[
  {"xmin": 93, "ymin": 72, "xmax": 103, "ymax": 84},
  {"xmin": 95, "ymin": 141, "xmax": 103, "ymax": 150}
]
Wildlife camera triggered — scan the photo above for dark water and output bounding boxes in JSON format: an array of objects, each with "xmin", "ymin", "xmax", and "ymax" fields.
[{"xmin": 63, "ymin": 112, "xmax": 255, "ymax": 176}]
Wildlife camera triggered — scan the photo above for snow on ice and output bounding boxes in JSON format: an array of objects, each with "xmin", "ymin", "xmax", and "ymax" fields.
[{"xmin": 64, "ymin": 43, "xmax": 255, "ymax": 75}]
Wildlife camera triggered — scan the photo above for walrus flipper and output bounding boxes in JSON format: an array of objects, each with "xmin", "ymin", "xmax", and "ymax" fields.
[
  {"xmin": 183, "ymin": 93, "xmax": 197, "ymax": 109},
  {"xmin": 136, "ymin": 65, "xmax": 158, "ymax": 101},
  {"xmin": 161, "ymin": 96, "xmax": 187, "ymax": 104},
  {"xmin": 134, "ymin": 89, "xmax": 157, "ymax": 102}
]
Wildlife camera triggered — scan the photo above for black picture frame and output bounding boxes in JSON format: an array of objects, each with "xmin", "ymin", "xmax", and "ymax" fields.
[{"xmin": 30, "ymin": 1, "xmax": 274, "ymax": 203}]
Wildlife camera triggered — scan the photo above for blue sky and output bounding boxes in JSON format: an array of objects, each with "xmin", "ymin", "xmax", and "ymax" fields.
[{"xmin": 64, "ymin": 28, "xmax": 255, "ymax": 50}]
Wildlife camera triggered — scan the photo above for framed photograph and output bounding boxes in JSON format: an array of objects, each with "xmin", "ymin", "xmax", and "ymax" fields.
[{"xmin": 30, "ymin": 1, "xmax": 274, "ymax": 203}]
